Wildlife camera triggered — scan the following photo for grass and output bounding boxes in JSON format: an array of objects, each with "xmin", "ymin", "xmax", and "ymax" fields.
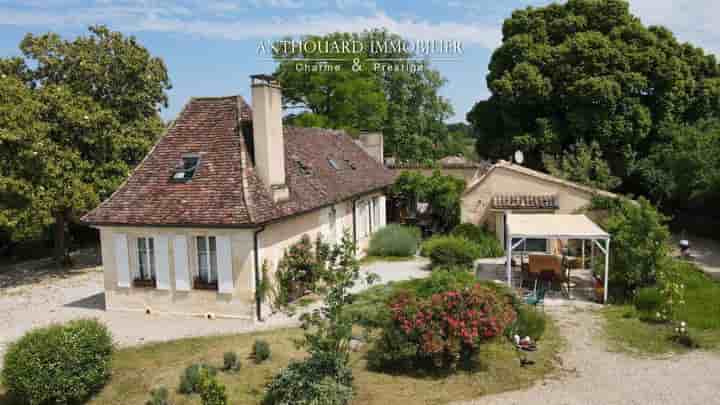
[
  {"xmin": 1, "ymin": 325, "xmax": 562, "ymax": 405},
  {"xmin": 602, "ymin": 261, "xmax": 720, "ymax": 355},
  {"xmin": 0, "ymin": 272, "xmax": 562, "ymax": 405}
]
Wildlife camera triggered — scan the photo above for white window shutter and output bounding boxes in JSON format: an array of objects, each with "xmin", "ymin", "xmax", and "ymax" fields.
[
  {"xmin": 174, "ymin": 236, "xmax": 191, "ymax": 291},
  {"xmin": 216, "ymin": 235, "xmax": 234, "ymax": 294},
  {"xmin": 114, "ymin": 233, "xmax": 131, "ymax": 288},
  {"xmin": 155, "ymin": 235, "xmax": 170, "ymax": 290}
]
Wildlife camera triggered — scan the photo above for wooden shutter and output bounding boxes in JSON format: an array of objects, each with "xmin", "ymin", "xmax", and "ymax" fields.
[
  {"xmin": 155, "ymin": 235, "xmax": 170, "ymax": 290},
  {"xmin": 114, "ymin": 233, "xmax": 131, "ymax": 288},
  {"xmin": 216, "ymin": 235, "xmax": 234, "ymax": 294},
  {"xmin": 174, "ymin": 236, "xmax": 191, "ymax": 291}
]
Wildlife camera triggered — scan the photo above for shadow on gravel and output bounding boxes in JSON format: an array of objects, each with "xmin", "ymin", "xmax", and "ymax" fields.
[{"xmin": 65, "ymin": 292, "xmax": 106, "ymax": 311}]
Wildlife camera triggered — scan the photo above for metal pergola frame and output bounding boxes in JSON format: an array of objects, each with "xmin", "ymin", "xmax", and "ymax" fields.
[{"xmin": 504, "ymin": 214, "xmax": 611, "ymax": 303}]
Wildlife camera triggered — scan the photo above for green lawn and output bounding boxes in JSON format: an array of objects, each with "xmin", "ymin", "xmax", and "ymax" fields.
[
  {"xmin": 1, "ymin": 324, "xmax": 561, "ymax": 405},
  {"xmin": 603, "ymin": 261, "xmax": 720, "ymax": 355}
]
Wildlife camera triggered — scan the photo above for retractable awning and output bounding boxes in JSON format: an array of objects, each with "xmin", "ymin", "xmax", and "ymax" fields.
[
  {"xmin": 504, "ymin": 214, "xmax": 611, "ymax": 303},
  {"xmin": 506, "ymin": 214, "xmax": 609, "ymax": 240}
]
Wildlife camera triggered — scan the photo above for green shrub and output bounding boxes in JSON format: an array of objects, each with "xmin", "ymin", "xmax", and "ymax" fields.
[
  {"xmin": 222, "ymin": 351, "xmax": 241, "ymax": 372},
  {"xmin": 262, "ymin": 352, "xmax": 353, "ymax": 405},
  {"xmin": 451, "ymin": 223, "xmax": 504, "ymax": 258},
  {"xmin": 2, "ymin": 318, "xmax": 113, "ymax": 405},
  {"xmin": 252, "ymin": 339, "xmax": 271, "ymax": 363},
  {"xmin": 594, "ymin": 197, "xmax": 671, "ymax": 297},
  {"xmin": 513, "ymin": 305, "xmax": 547, "ymax": 340},
  {"xmin": 199, "ymin": 369, "xmax": 227, "ymax": 405},
  {"xmin": 178, "ymin": 363, "xmax": 217, "ymax": 394},
  {"xmin": 146, "ymin": 386, "xmax": 169, "ymax": 405},
  {"xmin": 424, "ymin": 236, "xmax": 480, "ymax": 268},
  {"xmin": 634, "ymin": 287, "xmax": 664, "ymax": 315},
  {"xmin": 367, "ymin": 224, "xmax": 421, "ymax": 257}
]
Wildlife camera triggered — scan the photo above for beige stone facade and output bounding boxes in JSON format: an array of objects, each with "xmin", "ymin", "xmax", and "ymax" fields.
[
  {"xmin": 461, "ymin": 161, "xmax": 616, "ymax": 244},
  {"xmin": 97, "ymin": 192, "xmax": 386, "ymax": 320}
]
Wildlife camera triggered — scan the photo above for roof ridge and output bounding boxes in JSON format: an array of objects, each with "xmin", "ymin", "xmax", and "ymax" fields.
[{"xmin": 191, "ymin": 95, "xmax": 246, "ymax": 101}]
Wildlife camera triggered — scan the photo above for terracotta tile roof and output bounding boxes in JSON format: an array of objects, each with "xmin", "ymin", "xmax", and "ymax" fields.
[
  {"xmin": 492, "ymin": 194, "xmax": 559, "ymax": 210},
  {"xmin": 82, "ymin": 96, "xmax": 394, "ymax": 227}
]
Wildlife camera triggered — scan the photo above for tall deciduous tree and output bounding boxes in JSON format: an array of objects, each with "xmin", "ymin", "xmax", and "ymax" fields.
[
  {"xmin": 0, "ymin": 26, "xmax": 170, "ymax": 263},
  {"xmin": 273, "ymin": 30, "xmax": 453, "ymax": 162},
  {"xmin": 543, "ymin": 141, "xmax": 621, "ymax": 191},
  {"xmin": 467, "ymin": 0, "xmax": 720, "ymax": 183}
]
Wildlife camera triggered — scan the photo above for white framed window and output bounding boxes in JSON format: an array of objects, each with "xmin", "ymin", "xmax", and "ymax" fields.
[
  {"xmin": 136, "ymin": 237, "xmax": 156, "ymax": 281},
  {"xmin": 372, "ymin": 196, "xmax": 382, "ymax": 232},
  {"xmin": 196, "ymin": 236, "xmax": 218, "ymax": 285},
  {"xmin": 357, "ymin": 200, "xmax": 369, "ymax": 238}
]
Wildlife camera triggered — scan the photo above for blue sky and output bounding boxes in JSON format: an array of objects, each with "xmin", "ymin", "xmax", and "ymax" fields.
[{"xmin": 1, "ymin": 0, "xmax": 718, "ymax": 123}]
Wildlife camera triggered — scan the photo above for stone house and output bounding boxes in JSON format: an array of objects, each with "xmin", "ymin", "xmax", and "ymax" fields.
[{"xmin": 82, "ymin": 75, "xmax": 394, "ymax": 320}]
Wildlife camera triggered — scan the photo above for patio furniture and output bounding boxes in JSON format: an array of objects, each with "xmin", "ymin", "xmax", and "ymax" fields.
[
  {"xmin": 504, "ymin": 214, "xmax": 611, "ymax": 303},
  {"xmin": 524, "ymin": 283, "xmax": 546, "ymax": 309}
]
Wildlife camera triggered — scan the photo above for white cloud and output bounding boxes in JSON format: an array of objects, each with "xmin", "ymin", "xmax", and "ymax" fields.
[
  {"xmin": 629, "ymin": 0, "xmax": 720, "ymax": 55},
  {"xmin": 0, "ymin": 5, "xmax": 501, "ymax": 49}
]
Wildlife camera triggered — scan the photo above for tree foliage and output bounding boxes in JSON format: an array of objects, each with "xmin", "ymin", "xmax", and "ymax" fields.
[
  {"xmin": 543, "ymin": 140, "xmax": 621, "ymax": 190},
  {"xmin": 390, "ymin": 171, "xmax": 466, "ymax": 233},
  {"xmin": 593, "ymin": 196, "xmax": 671, "ymax": 296},
  {"xmin": 468, "ymin": 0, "xmax": 720, "ymax": 182},
  {"xmin": 273, "ymin": 30, "xmax": 453, "ymax": 162},
  {"xmin": 0, "ymin": 26, "xmax": 170, "ymax": 261},
  {"xmin": 635, "ymin": 119, "xmax": 720, "ymax": 209}
]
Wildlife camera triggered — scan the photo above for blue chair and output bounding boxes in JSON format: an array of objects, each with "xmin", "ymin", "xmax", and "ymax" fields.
[{"xmin": 524, "ymin": 284, "xmax": 546, "ymax": 309}]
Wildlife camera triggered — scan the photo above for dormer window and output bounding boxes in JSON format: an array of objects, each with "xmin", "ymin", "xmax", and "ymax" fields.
[{"xmin": 172, "ymin": 154, "xmax": 200, "ymax": 182}]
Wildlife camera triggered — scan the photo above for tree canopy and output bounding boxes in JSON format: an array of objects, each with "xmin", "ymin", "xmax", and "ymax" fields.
[
  {"xmin": 0, "ymin": 25, "xmax": 170, "ymax": 261},
  {"xmin": 467, "ymin": 0, "xmax": 720, "ymax": 183},
  {"xmin": 543, "ymin": 140, "xmax": 621, "ymax": 191},
  {"xmin": 273, "ymin": 30, "xmax": 453, "ymax": 162}
]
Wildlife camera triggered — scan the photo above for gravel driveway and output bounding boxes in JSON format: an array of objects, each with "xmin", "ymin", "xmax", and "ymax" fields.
[
  {"xmin": 456, "ymin": 302, "xmax": 720, "ymax": 405},
  {"xmin": 0, "ymin": 256, "xmax": 430, "ymax": 365}
]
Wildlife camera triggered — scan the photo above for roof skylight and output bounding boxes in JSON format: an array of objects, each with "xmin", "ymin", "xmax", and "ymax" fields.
[{"xmin": 172, "ymin": 154, "xmax": 200, "ymax": 182}]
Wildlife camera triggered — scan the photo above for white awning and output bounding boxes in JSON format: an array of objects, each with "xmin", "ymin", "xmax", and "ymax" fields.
[{"xmin": 506, "ymin": 214, "xmax": 609, "ymax": 240}]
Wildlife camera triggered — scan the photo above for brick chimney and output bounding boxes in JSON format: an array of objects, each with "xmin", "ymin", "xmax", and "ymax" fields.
[{"xmin": 251, "ymin": 74, "xmax": 289, "ymax": 202}]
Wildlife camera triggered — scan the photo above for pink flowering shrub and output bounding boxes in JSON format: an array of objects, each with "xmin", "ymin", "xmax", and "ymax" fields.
[{"xmin": 386, "ymin": 284, "xmax": 516, "ymax": 369}]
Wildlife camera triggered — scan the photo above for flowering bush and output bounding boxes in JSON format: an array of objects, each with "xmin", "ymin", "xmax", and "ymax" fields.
[
  {"xmin": 386, "ymin": 284, "xmax": 515, "ymax": 369},
  {"xmin": 275, "ymin": 234, "xmax": 329, "ymax": 304}
]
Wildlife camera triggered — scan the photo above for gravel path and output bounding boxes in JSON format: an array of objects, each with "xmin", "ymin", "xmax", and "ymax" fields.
[
  {"xmin": 0, "ymin": 256, "xmax": 430, "ymax": 365},
  {"xmin": 456, "ymin": 301, "xmax": 720, "ymax": 405}
]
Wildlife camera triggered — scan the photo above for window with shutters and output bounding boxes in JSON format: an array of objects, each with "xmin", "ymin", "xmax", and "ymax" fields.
[
  {"xmin": 134, "ymin": 237, "xmax": 156, "ymax": 288},
  {"xmin": 195, "ymin": 236, "xmax": 218, "ymax": 290}
]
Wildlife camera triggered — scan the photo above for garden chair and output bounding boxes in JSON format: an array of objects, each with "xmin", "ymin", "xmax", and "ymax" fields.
[{"xmin": 524, "ymin": 282, "xmax": 546, "ymax": 310}]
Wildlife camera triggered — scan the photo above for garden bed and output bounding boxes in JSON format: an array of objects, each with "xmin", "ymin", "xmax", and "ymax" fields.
[{"xmin": 0, "ymin": 324, "xmax": 562, "ymax": 405}]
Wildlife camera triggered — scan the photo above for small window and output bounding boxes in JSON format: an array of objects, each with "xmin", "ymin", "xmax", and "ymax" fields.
[
  {"xmin": 344, "ymin": 159, "xmax": 356, "ymax": 170},
  {"xmin": 172, "ymin": 154, "xmax": 200, "ymax": 182},
  {"xmin": 297, "ymin": 160, "xmax": 313, "ymax": 175},
  {"xmin": 512, "ymin": 238, "xmax": 547, "ymax": 253},
  {"xmin": 196, "ymin": 236, "xmax": 218, "ymax": 289},
  {"xmin": 135, "ymin": 237, "xmax": 156, "ymax": 287}
]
